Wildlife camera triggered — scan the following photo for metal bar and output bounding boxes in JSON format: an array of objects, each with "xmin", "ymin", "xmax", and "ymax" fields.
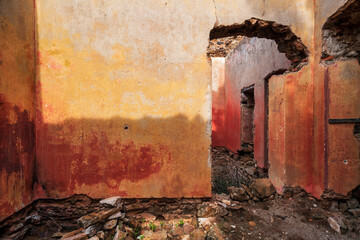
[{"xmin": 329, "ymin": 118, "xmax": 360, "ymax": 124}]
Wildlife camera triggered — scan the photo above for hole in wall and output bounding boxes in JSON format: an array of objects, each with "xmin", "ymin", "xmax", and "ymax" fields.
[
  {"xmin": 322, "ymin": 0, "xmax": 360, "ymax": 64},
  {"xmin": 208, "ymin": 18, "xmax": 309, "ymax": 69},
  {"xmin": 208, "ymin": 18, "xmax": 308, "ymax": 193}
]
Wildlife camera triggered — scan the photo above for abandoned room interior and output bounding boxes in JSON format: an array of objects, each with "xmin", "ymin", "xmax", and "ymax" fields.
[{"xmin": 0, "ymin": 0, "xmax": 359, "ymax": 239}]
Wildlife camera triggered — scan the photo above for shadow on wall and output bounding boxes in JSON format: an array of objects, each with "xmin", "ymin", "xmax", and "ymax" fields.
[
  {"xmin": 34, "ymin": 113, "xmax": 211, "ymax": 200},
  {"xmin": 0, "ymin": 0, "xmax": 37, "ymax": 221},
  {"xmin": 0, "ymin": 0, "xmax": 212, "ymax": 221}
]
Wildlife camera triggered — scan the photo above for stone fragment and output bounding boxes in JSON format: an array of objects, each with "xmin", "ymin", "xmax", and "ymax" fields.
[
  {"xmin": 216, "ymin": 202, "xmax": 227, "ymax": 208},
  {"xmin": 113, "ymin": 228, "xmax": 127, "ymax": 240},
  {"xmin": 163, "ymin": 213, "xmax": 180, "ymax": 221},
  {"xmin": 108, "ymin": 211, "xmax": 125, "ymax": 220},
  {"xmin": 96, "ymin": 231, "xmax": 105, "ymax": 240},
  {"xmin": 141, "ymin": 230, "xmax": 153, "ymax": 239},
  {"xmin": 348, "ymin": 208, "xmax": 360, "ymax": 217},
  {"xmin": 328, "ymin": 215, "xmax": 347, "ymax": 234},
  {"xmin": 220, "ymin": 222, "xmax": 232, "ymax": 233},
  {"xmin": 61, "ymin": 229, "xmax": 84, "ymax": 239},
  {"xmin": 214, "ymin": 193, "xmax": 230, "ymax": 202},
  {"xmin": 138, "ymin": 212, "xmax": 156, "ymax": 221},
  {"xmin": 25, "ymin": 213, "xmax": 41, "ymax": 224},
  {"xmin": 347, "ymin": 198, "xmax": 359, "ymax": 209},
  {"xmin": 9, "ymin": 222, "xmax": 24, "ymax": 233},
  {"xmin": 78, "ymin": 208, "xmax": 119, "ymax": 228},
  {"xmin": 248, "ymin": 221, "xmax": 256, "ymax": 227},
  {"xmin": 197, "ymin": 203, "xmax": 217, "ymax": 217},
  {"xmin": 221, "ymin": 200, "xmax": 231, "ymax": 206},
  {"xmin": 150, "ymin": 230, "xmax": 168, "ymax": 239},
  {"xmin": 183, "ymin": 224, "xmax": 195, "ymax": 235},
  {"xmin": 198, "ymin": 217, "xmax": 216, "ymax": 231},
  {"xmin": 89, "ymin": 236, "xmax": 100, "ymax": 240},
  {"xmin": 172, "ymin": 225, "xmax": 185, "ymax": 236},
  {"xmin": 53, "ymin": 232, "xmax": 67, "ymax": 238},
  {"xmin": 125, "ymin": 226, "xmax": 134, "ymax": 235},
  {"xmin": 100, "ymin": 196, "xmax": 122, "ymax": 207},
  {"xmin": 61, "ymin": 232, "xmax": 88, "ymax": 240},
  {"xmin": 104, "ymin": 219, "xmax": 117, "ymax": 230},
  {"xmin": 125, "ymin": 203, "xmax": 148, "ymax": 211},
  {"xmin": 190, "ymin": 229, "xmax": 206, "ymax": 240},
  {"xmin": 227, "ymin": 186, "xmax": 249, "ymax": 201},
  {"xmin": 216, "ymin": 206, "xmax": 228, "ymax": 217},
  {"xmin": 206, "ymin": 225, "xmax": 225, "ymax": 240},
  {"xmin": 249, "ymin": 178, "xmax": 276, "ymax": 199},
  {"xmin": 226, "ymin": 203, "xmax": 243, "ymax": 211},
  {"xmin": 241, "ymin": 184, "xmax": 253, "ymax": 198},
  {"xmin": 85, "ymin": 225, "xmax": 100, "ymax": 237}
]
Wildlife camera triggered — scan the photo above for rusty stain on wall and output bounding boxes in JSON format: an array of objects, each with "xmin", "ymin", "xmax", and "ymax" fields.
[{"xmin": 0, "ymin": 0, "xmax": 36, "ymax": 220}]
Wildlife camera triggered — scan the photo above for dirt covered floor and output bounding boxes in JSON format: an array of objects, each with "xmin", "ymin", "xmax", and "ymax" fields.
[{"xmin": 0, "ymin": 147, "xmax": 359, "ymax": 240}]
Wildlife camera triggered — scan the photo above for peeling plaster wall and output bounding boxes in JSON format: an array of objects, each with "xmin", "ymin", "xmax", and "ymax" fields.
[
  {"xmin": 316, "ymin": 0, "xmax": 360, "ymax": 196},
  {"xmin": 268, "ymin": 66, "xmax": 315, "ymax": 195},
  {"xmin": 35, "ymin": 0, "xmax": 215, "ymax": 199},
  {"xmin": 326, "ymin": 60, "xmax": 360, "ymax": 195},
  {"xmin": 268, "ymin": 0, "xmax": 360, "ymax": 197},
  {"xmin": 0, "ymin": 0, "xmax": 36, "ymax": 220},
  {"xmin": 223, "ymin": 37, "xmax": 290, "ymax": 166},
  {"xmin": 1, "ymin": 0, "xmax": 358, "ymax": 220}
]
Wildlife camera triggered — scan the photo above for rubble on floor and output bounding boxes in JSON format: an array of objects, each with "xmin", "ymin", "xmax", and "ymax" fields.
[
  {"xmin": 0, "ymin": 147, "xmax": 359, "ymax": 239},
  {"xmin": 1, "ymin": 190, "xmax": 360, "ymax": 240}
]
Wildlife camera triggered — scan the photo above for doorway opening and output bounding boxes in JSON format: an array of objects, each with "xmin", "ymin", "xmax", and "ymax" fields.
[
  {"xmin": 241, "ymin": 85, "xmax": 255, "ymax": 153},
  {"xmin": 208, "ymin": 18, "xmax": 309, "ymax": 194}
]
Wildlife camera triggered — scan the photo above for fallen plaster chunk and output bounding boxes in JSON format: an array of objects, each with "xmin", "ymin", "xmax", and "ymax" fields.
[
  {"xmin": 100, "ymin": 196, "xmax": 122, "ymax": 207},
  {"xmin": 78, "ymin": 208, "xmax": 120, "ymax": 228},
  {"xmin": 328, "ymin": 215, "xmax": 347, "ymax": 234},
  {"xmin": 108, "ymin": 211, "xmax": 125, "ymax": 220}
]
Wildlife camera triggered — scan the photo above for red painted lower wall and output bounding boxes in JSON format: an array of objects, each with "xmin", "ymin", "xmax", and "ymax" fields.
[
  {"xmin": 0, "ymin": 0, "xmax": 36, "ymax": 221},
  {"xmin": 211, "ymin": 58, "xmax": 226, "ymax": 147}
]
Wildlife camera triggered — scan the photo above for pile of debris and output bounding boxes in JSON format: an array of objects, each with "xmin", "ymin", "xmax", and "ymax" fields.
[
  {"xmin": 211, "ymin": 147, "xmax": 267, "ymax": 195},
  {"xmin": 0, "ymin": 195, "xmax": 236, "ymax": 240}
]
